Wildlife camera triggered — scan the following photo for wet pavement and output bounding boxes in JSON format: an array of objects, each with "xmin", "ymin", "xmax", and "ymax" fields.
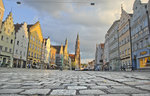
[{"xmin": 0, "ymin": 68, "xmax": 150, "ymax": 96}]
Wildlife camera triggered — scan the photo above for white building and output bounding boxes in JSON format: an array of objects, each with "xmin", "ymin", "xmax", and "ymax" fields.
[
  {"xmin": 108, "ymin": 20, "xmax": 120, "ymax": 71},
  {"xmin": 13, "ymin": 23, "xmax": 29, "ymax": 68},
  {"xmin": 131, "ymin": 0, "xmax": 150, "ymax": 69},
  {"xmin": 103, "ymin": 33, "xmax": 109, "ymax": 70},
  {"xmin": 41, "ymin": 38, "xmax": 51, "ymax": 69},
  {"xmin": 95, "ymin": 43, "xmax": 104, "ymax": 70}
]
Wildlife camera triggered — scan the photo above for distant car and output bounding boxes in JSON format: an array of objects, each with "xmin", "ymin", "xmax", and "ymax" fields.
[{"xmin": 75, "ymin": 69, "xmax": 80, "ymax": 71}]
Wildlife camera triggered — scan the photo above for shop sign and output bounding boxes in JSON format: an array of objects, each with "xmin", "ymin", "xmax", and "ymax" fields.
[{"xmin": 140, "ymin": 51, "xmax": 147, "ymax": 56}]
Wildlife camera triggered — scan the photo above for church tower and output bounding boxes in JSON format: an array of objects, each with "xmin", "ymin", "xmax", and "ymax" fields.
[{"xmin": 75, "ymin": 33, "xmax": 81, "ymax": 69}]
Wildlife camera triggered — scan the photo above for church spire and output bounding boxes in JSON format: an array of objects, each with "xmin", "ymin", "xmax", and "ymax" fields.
[
  {"xmin": 75, "ymin": 33, "xmax": 81, "ymax": 69},
  {"xmin": 65, "ymin": 38, "xmax": 68, "ymax": 45}
]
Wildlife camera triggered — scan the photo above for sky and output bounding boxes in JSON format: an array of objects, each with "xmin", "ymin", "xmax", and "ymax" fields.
[{"xmin": 3, "ymin": 0, "xmax": 148, "ymax": 63}]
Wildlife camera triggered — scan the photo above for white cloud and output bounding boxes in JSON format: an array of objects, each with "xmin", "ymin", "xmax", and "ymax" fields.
[{"xmin": 22, "ymin": 0, "xmax": 148, "ymax": 63}]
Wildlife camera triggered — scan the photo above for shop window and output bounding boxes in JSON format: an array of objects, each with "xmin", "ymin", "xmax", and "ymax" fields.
[{"xmin": 147, "ymin": 57, "xmax": 150, "ymax": 64}]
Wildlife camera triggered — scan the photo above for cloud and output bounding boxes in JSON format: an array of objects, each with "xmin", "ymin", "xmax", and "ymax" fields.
[{"xmin": 21, "ymin": 0, "xmax": 148, "ymax": 63}]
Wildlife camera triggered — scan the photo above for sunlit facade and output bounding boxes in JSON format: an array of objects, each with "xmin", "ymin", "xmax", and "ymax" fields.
[
  {"xmin": 27, "ymin": 21, "xmax": 43, "ymax": 67},
  {"xmin": 0, "ymin": 12, "xmax": 15, "ymax": 67},
  {"xmin": 13, "ymin": 23, "xmax": 29, "ymax": 68}
]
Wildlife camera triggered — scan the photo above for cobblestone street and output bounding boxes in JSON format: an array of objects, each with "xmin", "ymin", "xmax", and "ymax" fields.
[{"xmin": 0, "ymin": 68, "xmax": 150, "ymax": 96}]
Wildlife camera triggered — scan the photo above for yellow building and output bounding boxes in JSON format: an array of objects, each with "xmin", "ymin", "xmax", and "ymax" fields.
[
  {"xmin": 51, "ymin": 39, "xmax": 69, "ymax": 69},
  {"xmin": 0, "ymin": 12, "xmax": 15, "ymax": 67},
  {"xmin": 27, "ymin": 21, "xmax": 43, "ymax": 68},
  {"xmin": 0, "ymin": 0, "xmax": 5, "ymax": 28}
]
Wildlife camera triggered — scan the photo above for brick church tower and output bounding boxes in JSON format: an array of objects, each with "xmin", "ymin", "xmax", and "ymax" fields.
[{"xmin": 75, "ymin": 34, "xmax": 81, "ymax": 69}]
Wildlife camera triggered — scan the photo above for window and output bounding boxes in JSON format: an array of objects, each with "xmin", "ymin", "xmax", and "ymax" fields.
[
  {"xmin": 8, "ymin": 29, "xmax": 10, "ymax": 33},
  {"xmin": 0, "ymin": 31, "xmax": 2, "ymax": 34},
  {"xmin": 22, "ymin": 35, "xmax": 24, "ymax": 38},
  {"xmin": 1, "ymin": 35, "xmax": 3, "ymax": 40},
  {"xmin": 137, "ymin": 43, "xmax": 139, "ymax": 49},
  {"xmin": 145, "ymin": 38, "xmax": 149, "ymax": 45},
  {"xmin": 140, "ymin": 40, "xmax": 143, "ymax": 48},
  {"xmin": 10, "ymin": 39, "xmax": 13, "ymax": 44},
  {"xmin": 16, "ymin": 50, "xmax": 18, "ymax": 54},
  {"xmin": 28, "ymin": 51, "xmax": 30, "ymax": 56},
  {"xmin": 9, "ymin": 48, "xmax": 12, "ymax": 53},
  {"xmin": 30, "ymin": 44, "xmax": 31, "ymax": 48},
  {"xmin": 24, "ymin": 52, "xmax": 25, "ymax": 56},
  {"xmin": 5, "ymin": 47, "xmax": 7, "ymax": 52},
  {"xmin": 20, "ymin": 51, "xmax": 22, "ymax": 55},
  {"xmin": 6, "ymin": 37, "xmax": 9, "ymax": 43},
  {"xmin": 17, "ymin": 41, "xmax": 19, "ymax": 45},
  {"xmin": 0, "ymin": 46, "xmax": 3, "ymax": 51},
  {"xmin": 32, "ymin": 44, "xmax": 34, "ymax": 49},
  {"xmin": 34, "ymin": 53, "xmax": 36, "ymax": 58}
]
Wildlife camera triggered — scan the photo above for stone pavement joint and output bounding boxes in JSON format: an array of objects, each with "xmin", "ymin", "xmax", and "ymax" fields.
[{"xmin": 0, "ymin": 68, "xmax": 150, "ymax": 96}]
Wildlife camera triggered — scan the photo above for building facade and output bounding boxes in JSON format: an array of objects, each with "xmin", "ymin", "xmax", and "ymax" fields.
[
  {"xmin": 13, "ymin": 23, "xmax": 29, "ymax": 68},
  {"xmin": 41, "ymin": 38, "xmax": 51, "ymax": 69},
  {"xmin": 108, "ymin": 20, "xmax": 120, "ymax": 71},
  {"xmin": 118, "ymin": 7, "xmax": 132, "ymax": 70},
  {"xmin": 0, "ymin": 12, "xmax": 15, "ymax": 67},
  {"xmin": 95, "ymin": 43, "xmax": 104, "ymax": 70},
  {"xmin": 131, "ymin": 0, "xmax": 150, "ymax": 69},
  {"xmin": 75, "ymin": 34, "xmax": 81, "ymax": 69},
  {"xmin": 50, "ymin": 46, "xmax": 56, "ymax": 68},
  {"xmin": 27, "ymin": 21, "xmax": 43, "ymax": 68},
  {"xmin": 103, "ymin": 33, "xmax": 109, "ymax": 70},
  {"xmin": 88, "ymin": 60, "xmax": 95, "ymax": 70},
  {"xmin": 69, "ymin": 54, "xmax": 75, "ymax": 70},
  {"xmin": 52, "ymin": 39, "xmax": 69, "ymax": 69},
  {"xmin": 0, "ymin": 0, "xmax": 5, "ymax": 28}
]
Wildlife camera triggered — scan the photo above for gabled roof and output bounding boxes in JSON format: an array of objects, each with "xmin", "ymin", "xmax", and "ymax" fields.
[
  {"xmin": 0, "ymin": 0, "xmax": 5, "ymax": 11},
  {"xmin": 14, "ymin": 23, "xmax": 23, "ymax": 33},
  {"xmin": 69, "ymin": 54, "xmax": 75, "ymax": 59},
  {"xmin": 100, "ymin": 43, "xmax": 104, "ymax": 49},
  {"xmin": 51, "ymin": 45, "xmax": 65, "ymax": 54},
  {"xmin": 27, "ymin": 25, "xmax": 33, "ymax": 32}
]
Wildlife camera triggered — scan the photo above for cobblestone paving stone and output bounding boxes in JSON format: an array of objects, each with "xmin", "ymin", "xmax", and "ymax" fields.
[{"xmin": 0, "ymin": 68, "xmax": 150, "ymax": 96}]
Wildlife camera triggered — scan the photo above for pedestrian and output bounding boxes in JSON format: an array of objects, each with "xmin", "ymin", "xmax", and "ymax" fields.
[{"xmin": 123, "ymin": 64, "xmax": 126, "ymax": 71}]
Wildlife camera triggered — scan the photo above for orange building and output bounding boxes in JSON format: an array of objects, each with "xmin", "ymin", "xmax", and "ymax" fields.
[{"xmin": 50, "ymin": 46, "xmax": 57, "ymax": 68}]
